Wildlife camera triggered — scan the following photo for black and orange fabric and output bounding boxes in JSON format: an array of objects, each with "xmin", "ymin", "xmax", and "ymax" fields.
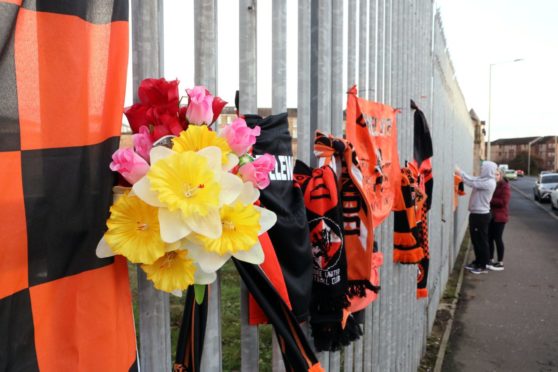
[
  {"xmin": 244, "ymin": 112, "xmax": 313, "ymax": 323},
  {"xmin": 393, "ymin": 166, "xmax": 425, "ymax": 264},
  {"xmin": 416, "ymin": 205, "xmax": 430, "ymax": 298},
  {"xmin": 411, "ymin": 99, "xmax": 433, "ymax": 168},
  {"xmin": 411, "ymin": 102, "xmax": 434, "ymax": 299},
  {"xmin": 313, "ymin": 132, "xmax": 381, "ymax": 314},
  {"xmin": 346, "ymin": 85, "xmax": 401, "ymax": 228},
  {"xmin": 233, "ymin": 258, "xmax": 324, "ymax": 372},
  {"xmin": 174, "ymin": 286, "xmax": 208, "ymax": 372},
  {"xmin": 294, "ymin": 159, "xmax": 362, "ymax": 352},
  {"xmin": 0, "ymin": 1, "xmax": 136, "ymax": 370},
  {"xmin": 248, "ymin": 232, "xmax": 292, "ymax": 325},
  {"xmin": 453, "ymin": 174, "xmax": 466, "ymax": 211}
]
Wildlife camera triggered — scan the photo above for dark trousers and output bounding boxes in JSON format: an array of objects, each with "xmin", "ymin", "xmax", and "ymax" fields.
[
  {"xmin": 489, "ymin": 220, "xmax": 506, "ymax": 262},
  {"xmin": 469, "ymin": 213, "xmax": 491, "ymax": 268}
]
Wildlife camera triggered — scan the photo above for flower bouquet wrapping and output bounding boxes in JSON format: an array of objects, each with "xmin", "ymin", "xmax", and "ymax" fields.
[{"xmin": 96, "ymin": 78, "xmax": 277, "ymax": 296}]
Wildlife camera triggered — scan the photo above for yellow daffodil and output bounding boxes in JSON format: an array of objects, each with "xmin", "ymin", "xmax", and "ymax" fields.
[
  {"xmin": 149, "ymin": 150, "xmax": 220, "ymax": 217},
  {"xmin": 186, "ymin": 182, "xmax": 277, "ymax": 273},
  {"xmin": 141, "ymin": 250, "xmax": 196, "ymax": 292},
  {"xmin": 172, "ymin": 125, "xmax": 238, "ymax": 170},
  {"xmin": 133, "ymin": 146, "xmax": 243, "ymax": 243},
  {"xmin": 97, "ymin": 192, "xmax": 166, "ymax": 264}
]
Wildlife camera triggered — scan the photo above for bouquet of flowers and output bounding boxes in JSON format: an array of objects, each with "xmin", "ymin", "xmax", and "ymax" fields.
[{"xmin": 96, "ymin": 78, "xmax": 277, "ymax": 295}]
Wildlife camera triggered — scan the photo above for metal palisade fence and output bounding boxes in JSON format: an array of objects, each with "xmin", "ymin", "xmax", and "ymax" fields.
[{"xmin": 130, "ymin": 0, "xmax": 473, "ymax": 371}]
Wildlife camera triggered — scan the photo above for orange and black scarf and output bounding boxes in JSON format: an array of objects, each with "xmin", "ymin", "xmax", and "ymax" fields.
[
  {"xmin": 393, "ymin": 166, "xmax": 425, "ymax": 264},
  {"xmin": 294, "ymin": 158, "xmax": 362, "ymax": 352},
  {"xmin": 314, "ymin": 132, "xmax": 381, "ymax": 314},
  {"xmin": 412, "ymin": 101, "xmax": 434, "ymax": 298}
]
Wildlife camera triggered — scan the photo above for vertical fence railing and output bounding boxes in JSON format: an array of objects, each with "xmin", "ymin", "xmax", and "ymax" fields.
[
  {"xmin": 130, "ymin": 0, "xmax": 475, "ymax": 370},
  {"xmin": 193, "ymin": 1, "xmax": 222, "ymax": 370},
  {"xmin": 131, "ymin": 1, "xmax": 171, "ymax": 371}
]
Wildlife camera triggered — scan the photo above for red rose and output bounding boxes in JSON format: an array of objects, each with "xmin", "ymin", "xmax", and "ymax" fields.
[
  {"xmin": 211, "ymin": 96, "xmax": 227, "ymax": 124},
  {"xmin": 138, "ymin": 78, "xmax": 180, "ymax": 114},
  {"xmin": 124, "ymin": 103, "xmax": 149, "ymax": 133}
]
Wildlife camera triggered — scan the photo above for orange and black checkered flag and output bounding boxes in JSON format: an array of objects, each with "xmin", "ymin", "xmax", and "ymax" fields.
[{"xmin": 0, "ymin": 1, "xmax": 137, "ymax": 370}]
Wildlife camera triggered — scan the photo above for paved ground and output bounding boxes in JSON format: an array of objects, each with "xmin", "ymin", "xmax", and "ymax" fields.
[{"xmin": 443, "ymin": 176, "xmax": 558, "ymax": 372}]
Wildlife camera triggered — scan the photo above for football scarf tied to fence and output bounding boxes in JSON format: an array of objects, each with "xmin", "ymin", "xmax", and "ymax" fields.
[
  {"xmin": 392, "ymin": 102, "xmax": 435, "ymax": 298},
  {"xmin": 294, "ymin": 133, "xmax": 383, "ymax": 352},
  {"xmin": 0, "ymin": 1, "xmax": 136, "ymax": 370}
]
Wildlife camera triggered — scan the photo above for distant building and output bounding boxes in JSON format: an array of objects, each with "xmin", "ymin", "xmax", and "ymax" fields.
[{"xmin": 489, "ymin": 136, "xmax": 558, "ymax": 171}]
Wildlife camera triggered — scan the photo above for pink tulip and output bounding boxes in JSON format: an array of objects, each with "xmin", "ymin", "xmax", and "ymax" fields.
[
  {"xmin": 221, "ymin": 118, "xmax": 261, "ymax": 155},
  {"xmin": 185, "ymin": 86, "xmax": 214, "ymax": 125},
  {"xmin": 110, "ymin": 148, "xmax": 150, "ymax": 185},
  {"xmin": 238, "ymin": 154, "xmax": 276, "ymax": 189},
  {"xmin": 133, "ymin": 126, "xmax": 153, "ymax": 161}
]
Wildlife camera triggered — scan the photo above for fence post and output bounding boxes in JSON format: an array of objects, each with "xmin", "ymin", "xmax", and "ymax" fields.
[
  {"xmin": 131, "ymin": 1, "xmax": 171, "ymax": 371},
  {"xmin": 193, "ymin": 1, "xmax": 222, "ymax": 371},
  {"xmin": 297, "ymin": 0, "xmax": 312, "ymax": 165},
  {"xmin": 239, "ymin": 1, "xmax": 260, "ymax": 370},
  {"xmin": 271, "ymin": 1, "xmax": 287, "ymax": 370},
  {"xmin": 330, "ymin": 0, "xmax": 344, "ymax": 139}
]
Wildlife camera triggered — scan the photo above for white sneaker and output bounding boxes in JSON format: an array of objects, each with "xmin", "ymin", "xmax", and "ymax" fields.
[{"xmin": 486, "ymin": 262, "xmax": 504, "ymax": 271}]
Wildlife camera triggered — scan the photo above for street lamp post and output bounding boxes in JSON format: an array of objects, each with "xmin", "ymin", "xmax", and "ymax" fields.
[
  {"xmin": 486, "ymin": 58, "xmax": 524, "ymax": 161},
  {"xmin": 528, "ymin": 136, "xmax": 544, "ymax": 176}
]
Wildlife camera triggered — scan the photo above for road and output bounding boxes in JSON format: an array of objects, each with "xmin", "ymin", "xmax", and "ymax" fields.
[{"xmin": 443, "ymin": 176, "xmax": 558, "ymax": 372}]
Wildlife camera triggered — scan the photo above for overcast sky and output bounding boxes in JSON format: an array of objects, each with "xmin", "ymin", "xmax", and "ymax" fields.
[{"xmin": 125, "ymin": 0, "xmax": 558, "ymax": 141}]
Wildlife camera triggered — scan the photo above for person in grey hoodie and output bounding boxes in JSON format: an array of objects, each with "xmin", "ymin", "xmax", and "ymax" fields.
[{"xmin": 455, "ymin": 161, "xmax": 497, "ymax": 274}]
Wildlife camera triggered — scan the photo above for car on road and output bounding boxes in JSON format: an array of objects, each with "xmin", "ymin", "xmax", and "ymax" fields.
[
  {"xmin": 551, "ymin": 186, "xmax": 558, "ymax": 210},
  {"xmin": 534, "ymin": 173, "xmax": 558, "ymax": 202},
  {"xmin": 516, "ymin": 169, "xmax": 524, "ymax": 177},
  {"xmin": 504, "ymin": 169, "xmax": 518, "ymax": 180}
]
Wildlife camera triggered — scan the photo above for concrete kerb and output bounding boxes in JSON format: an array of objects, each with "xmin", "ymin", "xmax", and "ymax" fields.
[{"xmin": 432, "ymin": 241, "xmax": 471, "ymax": 372}]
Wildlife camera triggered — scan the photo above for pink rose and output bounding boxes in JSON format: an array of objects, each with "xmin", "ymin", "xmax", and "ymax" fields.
[
  {"xmin": 133, "ymin": 126, "xmax": 153, "ymax": 161},
  {"xmin": 185, "ymin": 86, "xmax": 214, "ymax": 125},
  {"xmin": 221, "ymin": 118, "xmax": 261, "ymax": 155},
  {"xmin": 238, "ymin": 154, "xmax": 276, "ymax": 189},
  {"xmin": 110, "ymin": 148, "xmax": 150, "ymax": 185}
]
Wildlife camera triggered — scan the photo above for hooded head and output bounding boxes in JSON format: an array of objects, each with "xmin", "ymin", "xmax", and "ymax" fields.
[{"xmin": 480, "ymin": 160, "xmax": 497, "ymax": 179}]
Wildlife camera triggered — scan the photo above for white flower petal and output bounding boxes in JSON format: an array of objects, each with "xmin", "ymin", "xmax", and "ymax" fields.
[
  {"xmin": 197, "ymin": 146, "xmax": 222, "ymax": 171},
  {"xmin": 184, "ymin": 239, "xmax": 208, "ymax": 260},
  {"xmin": 150, "ymin": 146, "xmax": 174, "ymax": 165},
  {"xmin": 235, "ymin": 182, "xmax": 260, "ymax": 205},
  {"xmin": 96, "ymin": 237, "xmax": 116, "ymax": 258},
  {"xmin": 219, "ymin": 173, "xmax": 244, "ymax": 206},
  {"xmin": 187, "ymin": 244, "xmax": 230, "ymax": 273},
  {"xmin": 159, "ymin": 208, "xmax": 192, "ymax": 243},
  {"xmin": 194, "ymin": 266, "xmax": 217, "ymax": 285},
  {"xmin": 233, "ymin": 243, "xmax": 265, "ymax": 265},
  {"xmin": 200, "ymin": 252, "xmax": 230, "ymax": 273},
  {"xmin": 185, "ymin": 209, "xmax": 222, "ymax": 239},
  {"xmin": 254, "ymin": 206, "xmax": 277, "ymax": 234},
  {"xmin": 165, "ymin": 241, "xmax": 181, "ymax": 252},
  {"xmin": 224, "ymin": 153, "xmax": 239, "ymax": 171},
  {"xmin": 132, "ymin": 176, "xmax": 165, "ymax": 207},
  {"xmin": 171, "ymin": 290, "xmax": 183, "ymax": 298}
]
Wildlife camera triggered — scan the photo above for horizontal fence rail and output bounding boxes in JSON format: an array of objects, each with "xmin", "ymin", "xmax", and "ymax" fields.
[{"xmin": 130, "ymin": 0, "xmax": 474, "ymax": 370}]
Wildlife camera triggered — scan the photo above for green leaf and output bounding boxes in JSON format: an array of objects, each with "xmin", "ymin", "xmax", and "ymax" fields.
[{"xmin": 194, "ymin": 284, "xmax": 206, "ymax": 305}]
